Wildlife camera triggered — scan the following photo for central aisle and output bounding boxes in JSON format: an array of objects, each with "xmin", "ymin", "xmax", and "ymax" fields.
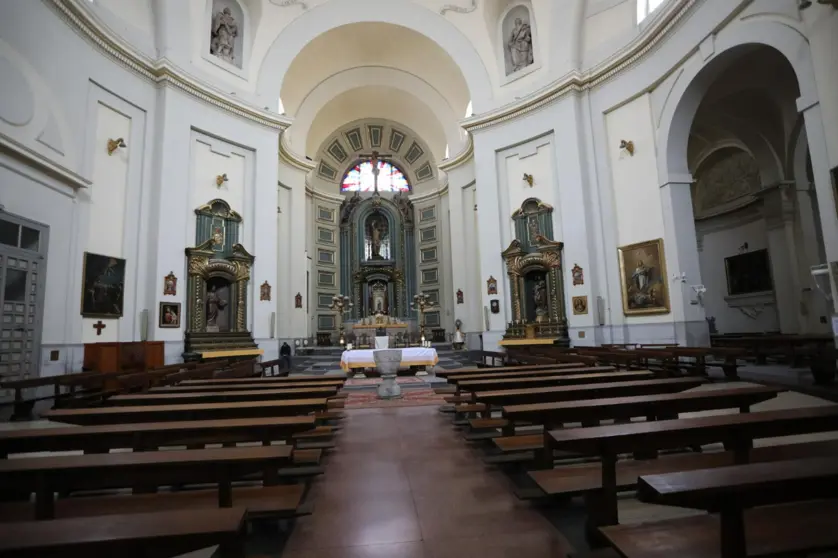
[{"xmin": 275, "ymin": 405, "xmax": 572, "ymax": 558}]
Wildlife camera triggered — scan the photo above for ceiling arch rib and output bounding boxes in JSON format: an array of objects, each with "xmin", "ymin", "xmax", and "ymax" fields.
[
  {"xmin": 313, "ymin": 118, "xmax": 438, "ymax": 193},
  {"xmin": 305, "ymin": 86, "xmax": 447, "ymax": 161},
  {"xmin": 256, "ymin": 1, "xmax": 491, "ymax": 112},
  {"xmin": 290, "ymin": 66, "xmax": 466, "ymax": 157}
]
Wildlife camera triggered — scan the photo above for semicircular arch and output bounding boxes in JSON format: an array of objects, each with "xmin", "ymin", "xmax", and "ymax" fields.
[{"xmin": 255, "ymin": 0, "xmax": 493, "ymax": 111}]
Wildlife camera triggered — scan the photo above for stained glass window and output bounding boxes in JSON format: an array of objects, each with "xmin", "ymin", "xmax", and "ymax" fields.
[{"xmin": 341, "ymin": 160, "xmax": 410, "ymax": 193}]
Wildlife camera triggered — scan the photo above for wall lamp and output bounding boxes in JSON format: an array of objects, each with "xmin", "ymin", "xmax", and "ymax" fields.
[
  {"xmin": 216, "ymin": 174, "xmax": 229, "ymax": 187},
  {"xmin": 619, "ymin": 140, "xmax": 635, "ymax": 156},
  {"xmin": 107, "ymin": 138, "xmax": 126, "ymax": 155}
]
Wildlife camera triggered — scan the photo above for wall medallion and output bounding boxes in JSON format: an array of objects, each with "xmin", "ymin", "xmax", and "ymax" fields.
[
  {"xmin": 490, "ymin": 300, "xmax": 500, "ymax": 314},
  {"xmin": 571, "ymin": 264, "xmax": 584, "ymax": 286},
  {"xmin": 163, "ymin": 271, "xmax": 177, "ymax": 296},
  {"xmin": 456, "ymin": 289, "xmax": 464, "ymax": 304},
  {"xmin": 260, "ymin": 281, "xmax": 271, "ymax": 301},
  {"xmin": 487, "ymin": 276, "xmax": 498, "ymax": 295},
  {"xmin": 572, "ymin": 296, "xmax": 588, "ymax": 315},
  {"xmin": 295, "ymin": 292, "xmax": 303, "ymax": 308}
]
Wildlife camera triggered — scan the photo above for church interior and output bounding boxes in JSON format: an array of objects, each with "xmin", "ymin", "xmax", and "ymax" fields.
[{"xmin": 1, "ymin": 0, "xmax": 838, "ymax": 556}]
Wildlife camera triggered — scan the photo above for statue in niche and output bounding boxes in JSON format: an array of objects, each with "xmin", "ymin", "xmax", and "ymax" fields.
[
  {"xmin": 205, "ymin": 285, "xmax": 228, "ymax": 329},
  {"xmin": 507, "ymin": 17, "xmax": 534, "ymax": 74},
  {"xmin": 533, "ymin": 279, "xmax": 548, "ymax": 322},
  {"xmin": 210, "ymin": 7, "xmax": 238, "ymax": 64},
  {"xmin": 369, "ymin": 217, "xmax": 388, "ymax": 259},
  {"xmin": 527, "ymin": 216, "xmax": 539, "ymax": 242}
]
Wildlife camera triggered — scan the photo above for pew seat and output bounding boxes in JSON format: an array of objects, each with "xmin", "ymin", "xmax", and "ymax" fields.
[
  {"xmin": 528, "ymin": 439, "xmax": 838, "ymax": 498},
  {"xmin": 600, "ymin": 499, "xmax": 838, "ymax": 558},
  {"xmin": 0, "ymin": 507, "xmax": 246, "ymax": 558},
  {"xmin": 0, "ymin": 484, "xmax": 306, "ymax": 523}
]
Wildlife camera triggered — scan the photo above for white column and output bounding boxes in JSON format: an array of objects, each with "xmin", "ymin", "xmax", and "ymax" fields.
[
  {"xmin": 659, "ymin": 176, "xmax": 708, "ymax": 346},
  {"xmin": 472, "ymin": 136, "xmax": 508, "ymax": 351},
  {"xmin": 763, "ymin": 186, "xmax": 800, "ymax": 333},
  {"xmin": 277, "ymin": 162, "xmax": 309, "ymax": 338},
  {"xmin": 801, "ymin": 101, "xmax": 838, "ymax": 274}
]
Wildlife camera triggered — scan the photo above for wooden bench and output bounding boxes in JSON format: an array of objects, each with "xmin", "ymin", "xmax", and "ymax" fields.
[
  {"xmin": 455, "ymin": 370, "xmax": 655, "ymax": 393},
  {"xmin": 0, "ymin": 445, "xmax": 294, "ymax": 520},
  {"xmin": 474, "ymin": 377, "xmax": 705, "ymax": 408},
  {"xmin": 0, "ymin": 507, "xmax": 247, "ymax": 558},
  {"xmin": 435, "ymin": 363, "xmax": 573, "ymax": 378},
  {"xmin": 259, "ymin": 358, "xmax": 289, "ymax": 377},
  {"xmin": 177, "ymin": 376, "xmax": 345, "ymax": 386},
  {"xmin": 0, "ymin": 416, "xmax": 316, "ymax": 457},
  {"xmin": 541, "ymin": 405, "xmax": 838, "ymax": 534},
  {"xmin": 466, "ymin": 350, "xmax": 506, "ymax": 368},
  {"xmin": 603, "ymin": 456, "xmax": 838, "ymax": 557},
  {"xmin": 506, "ymin": 386, "xmax": 782, "ymax": 431},
  {"xmin": 149, "ymin": 379, "xmax": 345, "ymax": 393},
  {"xmin": 43, "ymin": 398, "xmax": 330, "ymax": 425},
  {"xmin": 447, "ymin": 365, "xmax": 616, "ymax": 387},
  {"xmin": 106, "ymin": 386, "xmax": 340, "ymax": 406}
]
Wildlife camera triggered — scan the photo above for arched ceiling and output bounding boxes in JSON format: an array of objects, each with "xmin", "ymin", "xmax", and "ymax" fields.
[
  {"xmin": 313, "ymin": 118, "xmax": 437, "ymax": 194},
  {"xmin": 306, "ymin": 87, "xmax": 447, "ymax": 162},
  {"xmin": 281, "ymin": 22, "xmax": 469, "ymax": 165}
]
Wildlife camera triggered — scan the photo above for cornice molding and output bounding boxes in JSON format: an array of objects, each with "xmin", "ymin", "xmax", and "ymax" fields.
[
  {"xmin": 0, "ymin": 133, "xmax": 91, "ymax": 190},
  {"xmin": 50, "ymin": 0, "xmax": 292, "ymax": 132},
  {"xmin": 438, "ymin": 135, "xmax": 474, "ymax": 172},
  {"xmin": 53, "ymin": 0, "xmax": 726, "ymax": 135},
  {"xmin": 463, "ymin": 0, "xmax": 705, "ymax": 132},
  {"xmin": 279, "ymin": 133, "xmax": 316, "ymax": 172}
]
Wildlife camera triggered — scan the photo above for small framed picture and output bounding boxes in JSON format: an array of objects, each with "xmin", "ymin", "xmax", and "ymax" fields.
[
  {"xmin": 159, "ymin": 302, "xmax": 181, "ymax": 328},
  {"xmin": 490, "ymin": 299, "xmax": 500, "ymax": 314}
]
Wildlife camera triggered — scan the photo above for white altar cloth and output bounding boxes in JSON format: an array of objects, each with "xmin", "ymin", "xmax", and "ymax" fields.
[
  {"xmin": 340, "ymin": 348, "xmax": 438, "ymax": 371},
  {"xmin": 374, "ymin": 336, "xmax": 389, "ymax": 350}
]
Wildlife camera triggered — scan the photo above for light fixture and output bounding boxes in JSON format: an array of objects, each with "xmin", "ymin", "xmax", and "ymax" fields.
[
  {"xmin": 107, "ymin": 138, "xmax": 126, "ymax": 155},
  {"xmin": 216, "ymin": 174, "xmax": 229, "ymax": 187},
  {"xmin": 523, "ymin": 173, "xmax": 534, "ymax": 187},
  {"xmin": 619, "ymin": 140, "xmax": 635, "ymax": 156}
]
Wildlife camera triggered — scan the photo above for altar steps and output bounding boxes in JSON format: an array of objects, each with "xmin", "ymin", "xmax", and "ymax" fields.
[{"xmin": 184, "ymin": 331, "xmax": 258, "ymax": 359}]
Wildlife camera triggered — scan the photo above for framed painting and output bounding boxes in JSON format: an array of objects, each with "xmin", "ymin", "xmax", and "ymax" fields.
[
  {"xmin": 159, "ymin": 302, "xmax": 181, "ymax": 328},
  {"xmin": 80, "ymin": 252, "xmax": 126, "ymax": 318},
  {"xmin": 617, "ymin": 238, "xmax": 670, "ymax": 316}
]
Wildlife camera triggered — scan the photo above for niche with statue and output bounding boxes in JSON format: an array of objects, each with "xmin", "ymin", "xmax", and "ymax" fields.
[
  {"xmin": 500, "ymin": 198, "xmax": 569, "ymax": 344},
  {"xmin": 183, "ymin": 199, "xmax": 258, "ymax": 360}
]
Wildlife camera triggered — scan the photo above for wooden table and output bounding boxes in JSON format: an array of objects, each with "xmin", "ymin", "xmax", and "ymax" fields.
[
  {"xmin": 634, "ymin": 457, "xmax": 838, "ymax": 558},
  {"xmin": 543, "ymin": 405, "xmax": 838, "ymax": 529},
  {"xmin": 108, "ymin": 386, "xmax": 339, "ymax": 406},
  {"xmin": 0, "ymin": 507, "xmax": 247, "ymax": 558},
  {"xmin": 456, "ymin": 370, "xmax": 654, "ymax": 392},
  {"xmin": 0, "ymin": 445, "xmax": 292, "ymax": 520},
  {"xmin": 43, "ymin": 398, "xmax": 329, "ymax": 425},
  {"xmin": 474, "ymin": 377, "xmax": 704, "ymax": 407},
  {"xmin": 0, "ymin": 416, "xmax": 316, "ymax": 457}
]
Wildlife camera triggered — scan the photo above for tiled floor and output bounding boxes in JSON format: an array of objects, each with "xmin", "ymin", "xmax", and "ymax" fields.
[{"xmin": 262, "ymin": 405, "xmax": 574, "ymax": 558}]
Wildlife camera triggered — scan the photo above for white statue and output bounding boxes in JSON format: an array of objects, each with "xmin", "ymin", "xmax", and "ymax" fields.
[
  {"xmin": 507, "ymin": 17, "xmax": 534, "ymax": 73},
  {"xmin": 211, "ymin": 7, "xmax": 238, "ymax": 64}
]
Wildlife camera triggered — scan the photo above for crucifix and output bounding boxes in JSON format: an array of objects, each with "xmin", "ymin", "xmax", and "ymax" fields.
[
  {"xmin": 357, "ymin": 150, "xmax": 392, "ymax": 193},
  {"xmin": 92, "ymin": 320, "xmax": 107, "ymax": 336}
]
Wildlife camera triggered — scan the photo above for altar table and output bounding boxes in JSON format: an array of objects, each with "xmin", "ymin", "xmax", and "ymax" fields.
[{"xmin": 340, "ymin": 348, "xmax": 439, "ymax": 371}]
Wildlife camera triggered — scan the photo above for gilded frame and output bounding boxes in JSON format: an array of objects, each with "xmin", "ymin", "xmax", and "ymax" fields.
[{"xmin": 617, "ymin": 238, "xmax": 670, "ymax": 316}]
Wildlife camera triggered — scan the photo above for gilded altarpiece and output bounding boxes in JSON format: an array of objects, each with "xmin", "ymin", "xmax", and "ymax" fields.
[
  {"xmin": 183, "ymin": 199, "xmax": 257, "ymax": 359},
  {"xmin": 339, "ymin": 193, "xmax": 417, "ymax": 321},
  {"xmin": 501, "ymin": 199, "xmax": 569, "ymax": 345}
]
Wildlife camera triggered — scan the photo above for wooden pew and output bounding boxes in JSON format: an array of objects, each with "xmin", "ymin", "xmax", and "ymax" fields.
[
  {"xmin": 475, "ymin": 377, "xmax": 705, "ymax": 408},
  {"xmin": 106, "ymin": 386, "xmax": 340, "ymax": 406},
  {"xmin": 150, "ymin": 379, "xmax": 346, "ymax": 393},
  {"xmin": 0, "ymin": 507, "xmax": 247, "ymax": 558},
  {"xmin": 43, "ymin": 398, "xmax": 330, "ymax": 425},
  {"xmin": 447, "ymin": 366, "xmax": 616, "ymax": 386},
  {"xmin": 0, "ymin": 445, "xmax": 296, "ymax": 521},
  {"xmin": 599, "ymin": 457, "xmax": 838, "ymax": 558},
  {"xmin": 455, "ymin": 370, "xmax": 655, "ymax": 393},
  {"xmin": 506, "ymin": 386, "xmax": 781, "ymax": 431},
  {"xmin": 435, "ymin": 363, "xmax": 586, "ymax": 379},
  {"xmin": 0, "ymin": 416, "xmax": 317, "ymax": 457},
  {"xmin": 535, "ymin": 405, "xmax": 838, "ymax": 535},
  {"xmin": 177, "ymin": 375, "xmax": 344, "ymax": 386}
]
